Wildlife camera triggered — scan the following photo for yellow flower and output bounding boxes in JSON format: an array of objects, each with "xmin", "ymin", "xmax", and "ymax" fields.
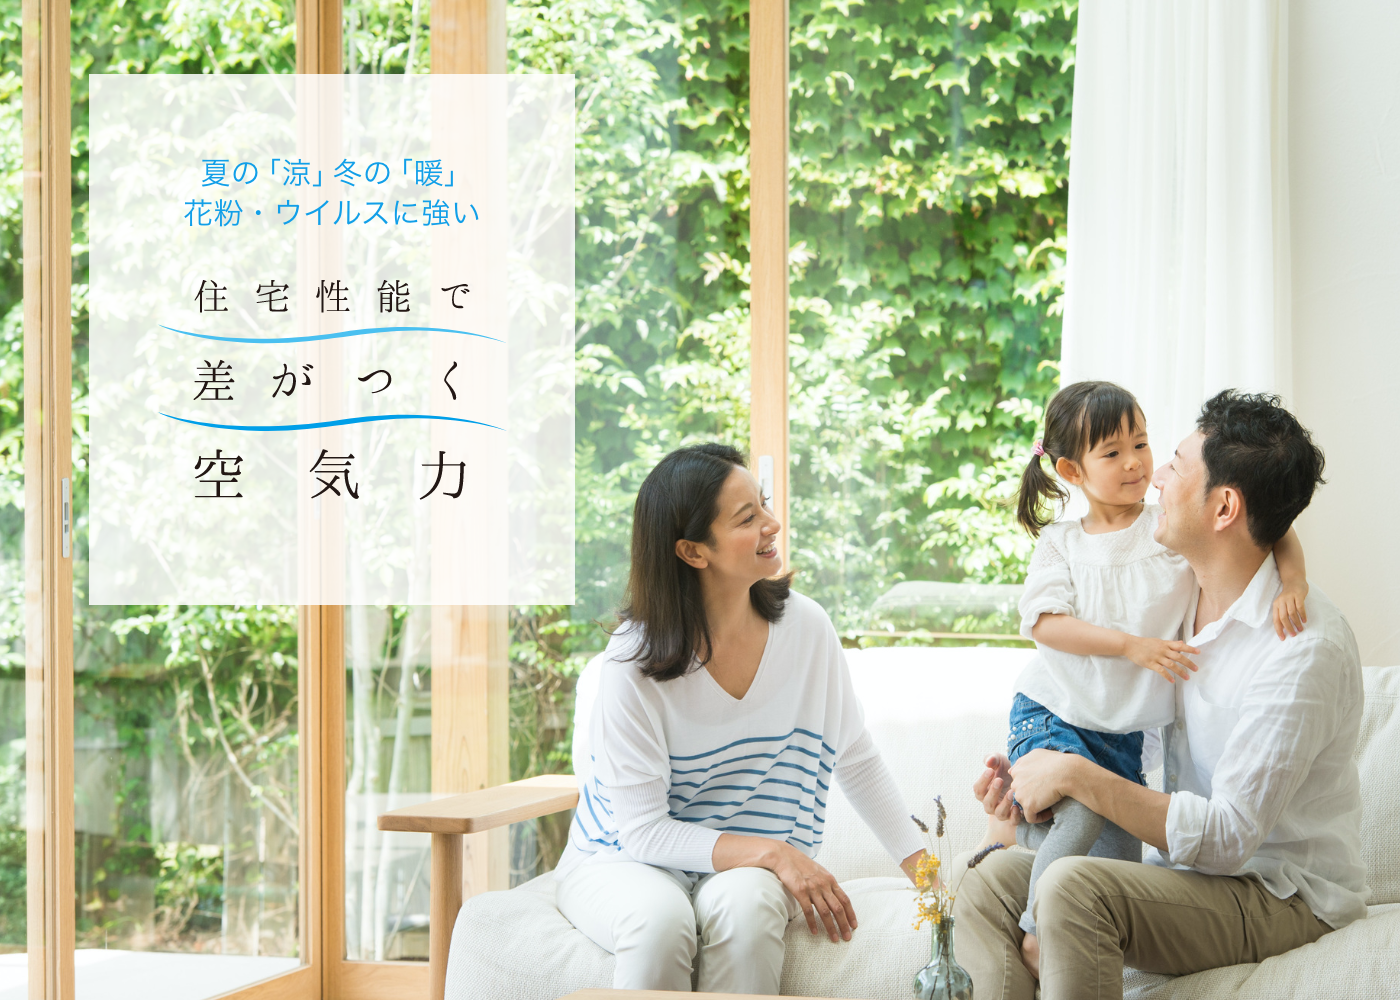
[
  {"xmin": 913, "ymin": 897, "xmax": 946, "ymax": 929},
  {"xmin": 913, "ymin": 851, "xmax": 941, "ymax": 892}
]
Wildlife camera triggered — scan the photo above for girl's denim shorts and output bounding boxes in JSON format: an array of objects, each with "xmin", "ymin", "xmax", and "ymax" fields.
[{"xmin": 1006, "ymin": 692, "xmax": 1146, "ymax": 786}]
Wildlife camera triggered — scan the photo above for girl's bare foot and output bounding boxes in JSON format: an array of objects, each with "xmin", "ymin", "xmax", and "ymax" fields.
[
  {"xmin": 980, "ymin": 811, "xmax": 1019, "ymax": 851},
  {"xmin": 1020, "ymin": 932, "xmax": 1040, "ymax": 979}
]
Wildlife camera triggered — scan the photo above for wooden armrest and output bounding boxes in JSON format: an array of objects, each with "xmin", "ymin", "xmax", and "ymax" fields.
[{"xmin": 377, "ymin": 773, "xmax": 579, "ymax": 834}]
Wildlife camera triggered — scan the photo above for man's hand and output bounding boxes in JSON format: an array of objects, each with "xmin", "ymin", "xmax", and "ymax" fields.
[
  {"xmin": 1272, "ymin": 583, "xmax": 1308, "ymax": 640},
  {"xmin": 972, "ymin": 753, "xmax": 1022, "ymax": 847},
  {"xmin": 1008, "ymin": 749, "xmax": 1080, "ymax": 823},
  {"xmin": 1124, "ymin": 635, "xmax": 1199, "ymax": 683}
]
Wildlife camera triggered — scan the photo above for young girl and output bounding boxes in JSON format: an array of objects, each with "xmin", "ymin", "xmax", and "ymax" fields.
[{"xmin": 1007, "ymin": 380, "xmax": 1308, "ymax": 967}]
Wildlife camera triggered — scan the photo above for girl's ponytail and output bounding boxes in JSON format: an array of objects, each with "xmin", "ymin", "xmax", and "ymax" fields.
[{"xmin": 1016, "ymin": 442, "xmax": 1067, "ymax": 537}]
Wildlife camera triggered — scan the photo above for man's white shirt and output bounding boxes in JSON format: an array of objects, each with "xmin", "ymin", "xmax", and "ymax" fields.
[{"xmin": 1152, "ymin": 553, "xmax": 1370, "ymax": 929}]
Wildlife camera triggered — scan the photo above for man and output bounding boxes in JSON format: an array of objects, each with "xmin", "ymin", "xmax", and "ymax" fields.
[{"xmin": 955, "ymin": 390, "xmax": 1368, "ymax": 1000}]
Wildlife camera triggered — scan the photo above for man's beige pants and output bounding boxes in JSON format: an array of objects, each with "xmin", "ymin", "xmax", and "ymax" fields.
[{"xmin": 952, "ymin": 851, "xmax": 1328, "ymax": 1000}]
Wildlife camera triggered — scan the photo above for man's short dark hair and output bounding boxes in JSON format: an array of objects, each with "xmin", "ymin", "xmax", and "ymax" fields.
[{"xmin": 1196, "ymin": 390, "xmax": 1326, "ymax": 548}]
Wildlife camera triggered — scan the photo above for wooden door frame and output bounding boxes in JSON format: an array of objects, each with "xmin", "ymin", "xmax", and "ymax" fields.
[
  {"xmin": 23, "ymin": 0, "xmax": 74, "ymax": 997},
  {"xmin": 750, "ymin": 0, "xmax": 791, "ymax": 569}
]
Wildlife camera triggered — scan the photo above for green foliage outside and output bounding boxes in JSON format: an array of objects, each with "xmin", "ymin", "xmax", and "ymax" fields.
[
  {"xmin": 785, "ymin": 0, "xmax": 1073, "ymax": 624},
  {"xmin": 0, "ymin": 0, "xmax": 22, "ymax": 945},
  {"xmin": 72, "ymin": 606, "xmax": 301, "ymax": 952},
  {"xmin": 0, "ymin": 0, "xmax": 1075, "ymax": 941},
  {"xmin": 507, "ymin": 0, "xmax": 1075, "ymax": 815},
  {"xmin": 509, "ymin": 0, "xmax": 1073, "ymax": 629}
]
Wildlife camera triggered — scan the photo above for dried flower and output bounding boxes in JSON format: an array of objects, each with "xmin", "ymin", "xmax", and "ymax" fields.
[
  {"xmin": 910, "ymin": 808, "xmax": 955, "ymax": 929},
  {"xmin": 968, "ymin": 842, "xmax": 1006, "ymax": 869}
]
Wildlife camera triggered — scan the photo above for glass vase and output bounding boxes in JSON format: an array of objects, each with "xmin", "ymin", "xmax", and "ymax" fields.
[{"xmin": 913, "ymin": 915, "xmax": 973, "ymax": 1000}]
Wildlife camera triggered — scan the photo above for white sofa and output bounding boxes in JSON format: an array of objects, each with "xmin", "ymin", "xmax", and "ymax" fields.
[{"xmin": 442, "ymin": 647, "xmax": 1400, "ymax": 999}]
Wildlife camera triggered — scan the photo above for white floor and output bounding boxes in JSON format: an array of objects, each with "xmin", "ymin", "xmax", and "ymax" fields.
[{"xmin": 0, "ymin": 950, "xmax": 301, "ymax": 1000}]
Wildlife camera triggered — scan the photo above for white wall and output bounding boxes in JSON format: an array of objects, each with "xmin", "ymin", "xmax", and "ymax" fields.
[{"xmin": 1288, "ymin": 0, "xmax": 1400, "ymax": 664}]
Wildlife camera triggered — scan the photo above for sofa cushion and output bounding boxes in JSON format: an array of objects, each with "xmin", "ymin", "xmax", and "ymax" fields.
[
  {"xmin": 1122, "ymin": 903, "xmax": 1400, "ymax": 999},
  {"xmin": 1357, "ymin": 667, "xmax": 1400, "ymax": 904},
  {"xmin": 780, "ymin": 877, "xmax": 927, "ymax": 999},
  {"xmin": 445, "ymin": 874, "xmax": 613, "ymax": 1000},
  {"xmin": 820, "ymin": 647, "xmax": 1035, "ymax": 883}
]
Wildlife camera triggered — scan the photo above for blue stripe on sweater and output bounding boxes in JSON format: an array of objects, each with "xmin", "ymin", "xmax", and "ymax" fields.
[{"xmin": 667, "ymin": 727, "xmax": 833, "ymax": 762}]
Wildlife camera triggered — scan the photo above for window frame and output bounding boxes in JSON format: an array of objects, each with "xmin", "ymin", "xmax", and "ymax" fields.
[{"xmin": 23, "ymin": 0, "xmax": 75, "ymax": 996}]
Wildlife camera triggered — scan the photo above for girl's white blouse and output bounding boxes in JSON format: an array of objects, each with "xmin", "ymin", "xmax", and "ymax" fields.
[{"xmin": 1016, "ymin": 503, "xmax": 1194, "ymax": 734}]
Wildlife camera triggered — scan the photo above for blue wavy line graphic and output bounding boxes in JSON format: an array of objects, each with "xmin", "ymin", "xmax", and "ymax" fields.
[
  {"xmin": 162, "ymin": 324, "xmax": 502, "ymax": 345},
  {"xmin": 160, "ymin": 412, "xmax": 505, "ymax": 433}
]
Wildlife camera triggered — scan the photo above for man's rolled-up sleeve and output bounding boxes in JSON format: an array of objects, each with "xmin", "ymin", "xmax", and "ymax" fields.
[{"xmin": 1164, "ymin": 790, "xmax": 1209, "ymax": 867}]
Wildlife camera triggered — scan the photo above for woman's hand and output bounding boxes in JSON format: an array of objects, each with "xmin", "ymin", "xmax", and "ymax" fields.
[
  {"xmin": 765, "ymin": 842, "xmax": 858, "ymax": 942},
  {"xmin": 1272, "ymin": 583, "xmax": 1308, "ymax": 640},
  {"xmin": 1123, "ymin": 635, "xmax": 1199, "ymax": 682},
  {"xmin": 712, "ymin": 833, "xmax": 856, "ymax": 941},
  {"xmin": 900, "ymin": 848, "xmax": 927, "ymax": 883}
]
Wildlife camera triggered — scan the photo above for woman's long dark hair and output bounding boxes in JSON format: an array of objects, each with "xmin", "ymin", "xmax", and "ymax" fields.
[
  {"xmin": 1016, "ymin": 380, "xmax": 1142, "ymax": 536},
  {"xmin": 618, "ymin": 443, "xmax": 792, "ymax": 681}
]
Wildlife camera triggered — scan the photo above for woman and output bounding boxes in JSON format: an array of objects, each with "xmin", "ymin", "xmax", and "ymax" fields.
[{"xmin": 554, "ymin": 443, "xmax": 926, "ymax": 994}]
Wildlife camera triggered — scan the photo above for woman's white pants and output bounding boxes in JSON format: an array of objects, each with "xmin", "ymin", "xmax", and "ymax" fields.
[{"xmin": 556, "ymin": 859, "xmax": 800, "ymax": 993}]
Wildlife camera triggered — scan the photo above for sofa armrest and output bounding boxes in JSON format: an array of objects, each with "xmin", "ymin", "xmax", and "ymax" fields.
[
  {"xmin": 381, "ymin": 774, "xmax": 578, "ymax": 1000},
  {"xmin": 377, "ymin": 773, "xmax": 579, "ymax": 835}
]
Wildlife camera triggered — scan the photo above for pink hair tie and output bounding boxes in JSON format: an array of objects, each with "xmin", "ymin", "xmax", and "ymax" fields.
[{"xmin": 1032, "ymin": 440, "xmax": 1045, "ymax": 457}]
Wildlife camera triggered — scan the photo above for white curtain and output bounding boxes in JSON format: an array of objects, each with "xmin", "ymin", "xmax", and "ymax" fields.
[{"xmin": 1060, "ymin": 0, "xmax": 1291, "ymax": 467}]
